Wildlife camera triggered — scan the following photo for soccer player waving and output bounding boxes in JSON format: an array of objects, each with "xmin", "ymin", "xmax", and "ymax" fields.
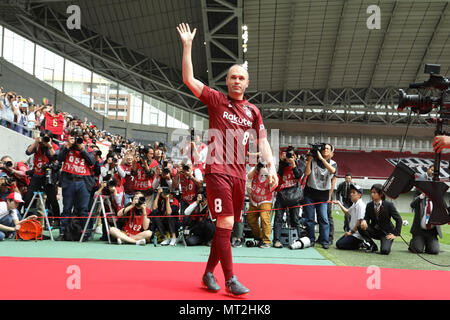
[{"xmin": 177, "ymin": 23, "xmax": 278, "ymax": 297}]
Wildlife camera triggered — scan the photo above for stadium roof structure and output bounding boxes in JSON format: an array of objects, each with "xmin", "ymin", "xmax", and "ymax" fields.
[{"xmin": 1, "ymin": 0, "xmax": 450, "ymax": 133}]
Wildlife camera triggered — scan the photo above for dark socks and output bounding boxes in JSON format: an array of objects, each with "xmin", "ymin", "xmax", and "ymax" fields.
[{"xmin": 204, "ymin": 226, "xmax": 234, "ymax": 281}]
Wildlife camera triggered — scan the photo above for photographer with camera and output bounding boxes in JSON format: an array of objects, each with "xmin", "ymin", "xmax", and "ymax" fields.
[
  {"xmin": 23, "ymin": 130, "xmax": 61, "ymax": 224},
  {"xmin": 152, "ymin": 160, "xmax": 177, "ymax": 192},
  {"xmin": 120, "ymin": 150, "xmax": 137, "ymax": 206},
  {"xmin": 57, "ymin": 128, "xmax": 96, "ymax": 240},
  {"xmin": 0, "ymin": 90, "xmax": 16, "ymax": 128},
  {"xmin": 303, "ymin": 143, "xmax": 337, "ymax": 249},
  {"xmin": 246, "ymin": 161, "xmax": 276, "ymax": 248},
  {"xmin": 183, "ymin": 193, "xmax": 215, "ymax": 246},
  {"xmin": 150, "ymin": 186, "xmax": 180, "ymax": 246},
  {"xmin": 109, "ymin": 192, "xmax": 151, "ymax": 245},
  {"xmin": 272, "ymin": 146, "xmax": 305, "ymax": 248},
  {"xmin": 173, "ymin": 159, "xmax": 203, "ymax": 214},
  {"xmin": 0, "ymin": 155, "xmax": 30, "ymax": 197},
  {"xmin": 132, "ymin": 146, "xmax": 158, "ymax": 206}
]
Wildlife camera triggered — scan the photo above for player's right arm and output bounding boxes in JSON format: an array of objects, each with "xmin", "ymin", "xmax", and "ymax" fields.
[{"xmin": 177, "ymin": 23, "xmax": 204, "ymax": 98}]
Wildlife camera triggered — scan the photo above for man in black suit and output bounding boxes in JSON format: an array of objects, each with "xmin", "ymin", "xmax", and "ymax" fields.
[
  {"xmin": 409, "ymin": 191, "xmax": 442, "ymax": 254},
  {"xmin": 358, "ymin": 184, "xmax": 403, "ymax": 255},
  {"xmin": 336, "ymin": 173, "xmax": 353, "ymax": 232}
]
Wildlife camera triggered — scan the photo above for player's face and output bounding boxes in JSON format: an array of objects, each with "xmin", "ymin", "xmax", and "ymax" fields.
[{"xmin": 226, "ymin": 66, "xmax": 249, "ymax": 97}]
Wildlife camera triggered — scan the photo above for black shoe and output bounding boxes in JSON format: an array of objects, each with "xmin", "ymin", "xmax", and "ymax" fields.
[
  {"xmin": 225, "ymin": 276, "xmax": 250, "ymax": 297},
  {"xmin": 202, "ymin": 272, "xmax": 220, "ymax": 292},
  {"xmin": 365, "ymin": 243, "xmax": 378, "ymax": 253},
  {"xmin": 232, "ymin": 239, "xmax": 242, "ymax": 248},
  {"xmin": 321, "ymin": 243, "xmax": 330, "ymax": 249}
]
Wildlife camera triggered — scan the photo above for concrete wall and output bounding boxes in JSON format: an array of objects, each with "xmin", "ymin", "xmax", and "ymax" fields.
[{"xmin": 0, "ymin": 125, "xmax": 34, "ymax": 164}]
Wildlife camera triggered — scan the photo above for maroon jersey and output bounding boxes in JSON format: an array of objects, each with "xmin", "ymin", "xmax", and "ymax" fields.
[{"xmin": 199, "ymin": 86, "xmax": 266, "ymax": 180}]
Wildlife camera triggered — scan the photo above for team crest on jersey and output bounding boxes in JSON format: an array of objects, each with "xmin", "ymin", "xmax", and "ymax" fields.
[{"xmin": 243, "ymin": 105, "xmax": 252, "ymax": 118}]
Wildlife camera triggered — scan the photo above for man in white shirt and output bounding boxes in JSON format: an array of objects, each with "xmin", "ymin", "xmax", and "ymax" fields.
[{"xmin": 333, "ymin": 184, "xmax": 365, "ymax": 250}]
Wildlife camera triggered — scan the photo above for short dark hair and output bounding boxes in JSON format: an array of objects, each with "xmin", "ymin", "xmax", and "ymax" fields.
[
  {"xmin": 370, "ymin": 183, "xmax": 386, "ymax": 200},
  {"xmin": 345, "ymin": 173, "xmax": 352, "ymax": 177}
]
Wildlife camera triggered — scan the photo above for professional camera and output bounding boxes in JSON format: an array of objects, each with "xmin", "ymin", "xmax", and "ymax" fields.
[
  {"xmin": 286, "ymin": 146, "xmax": 295, "ymax": 159},
  {"xmin": 136, "ymin": 196, "xmax": 146, "ymax": 207},
  {"xmin": 75, "ymin": 137, "xmax": 84, "ymax": 145},
  {"xmin": 397, "ymin": 64, "xmax": 450, "ymax": 114},
  {"xmin": 383, "ymin": 63, "xmax": 450, "ymax": 225},
  {"xmin": 158, "ymin": 142, "xmax": 165, "ymax": 150},
  {"xmin": 2, "ymin": 161, "xmax": 13, "ymax": 169},
  {"xmin": 43, "ymin": 162, "xmax": 59, "ymax": 185},
  {"xmin": 138, "ymin": 145, "xmax": 148, "ymax": 158},
  {"xmin": 256, "ymin": 162, "xmax": 266, "ymax": 172},
  {"xmin": 111, "ymin": 144, "xmax": 122, "ymax": 154},
  {"xmin": 307, "ymin": 143, "xmax": 326, "ymax": 160},
  {"xmin": 0, "ymin": 175, "xmax": 15, "ymax": 187},
  {"xmin": 182, "ymin": 164, "xmax": 190, "ymax": 172}
]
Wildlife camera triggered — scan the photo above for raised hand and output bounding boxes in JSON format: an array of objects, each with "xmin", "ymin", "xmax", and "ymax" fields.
[{"xmin": 177, "ymin": 23, "xmax": 197, "ymax": 45}]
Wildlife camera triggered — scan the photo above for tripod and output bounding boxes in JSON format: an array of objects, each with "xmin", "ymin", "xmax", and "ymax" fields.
[
  {"xmin": 22, "ymin": 191, "xmax": 54, "ymax": 241},
  {"xmin": 80, "ymin": 194, "xmax": 118, "ymax": 243}
]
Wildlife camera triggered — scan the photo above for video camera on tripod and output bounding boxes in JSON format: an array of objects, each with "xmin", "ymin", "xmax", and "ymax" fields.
[{"xmin": 383, "ymin": 63, "xmax": 450, "ymax": 225}]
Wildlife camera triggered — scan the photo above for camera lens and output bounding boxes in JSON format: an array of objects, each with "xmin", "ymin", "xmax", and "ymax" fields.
[
  {"xmin": 138, "ymin": 196, "xmax": 146, "ymax": 205},
  {"xmin": 163, "ymin": 168, "xmax": 170, "ymax": 175},
  {"xmin": 5, "ymin": 161, "xmax": 13, "ymax": 168},
  {"xmin": 43, "ymin": 136, "xmax": 50, "ymax": 143},
  {"xmin": 76, "ymin": 137, "xmax": 84, "ymax": 144}
]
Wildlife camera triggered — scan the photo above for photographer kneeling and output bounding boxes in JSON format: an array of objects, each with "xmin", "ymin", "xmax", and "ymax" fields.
[
  {"xmin": 150, "ymin": 186, "xmax": 180, "ymax": 246},
  {"xmin": 109, "ymin": 192, "xmax": 151, "ymax": 245},
  {"xmin": 183, "ymin": 193, "xmax": 215, "ymax": 246},
  {"xmin": 273, "ymin": 147, "xmax": 305, "ymax": 248},
  {"xmin": 23, "ymin": 130, "xmax": 60, "ymax": 224}
]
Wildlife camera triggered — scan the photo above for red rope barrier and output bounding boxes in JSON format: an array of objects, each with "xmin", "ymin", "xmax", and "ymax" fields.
[{"xmin": 27, "ymin": 201, "xmax": 331, "ymax": 219}]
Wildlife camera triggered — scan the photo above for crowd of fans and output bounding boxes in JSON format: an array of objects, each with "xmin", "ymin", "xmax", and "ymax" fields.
[{"xmin": 0, "ymin": 85, "xmax": 443, "ymax": 255}]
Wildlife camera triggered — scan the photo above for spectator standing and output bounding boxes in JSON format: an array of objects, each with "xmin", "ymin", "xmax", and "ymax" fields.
[{"xmin": 336, "ymin": 173, "xmax": 354, "ymax": 232}]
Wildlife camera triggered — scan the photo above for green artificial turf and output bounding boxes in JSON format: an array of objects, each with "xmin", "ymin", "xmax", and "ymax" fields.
[
  {"xmin": 0, "ymin": 229, "xmax": 333, "ymax": 266},
  {"xmin": 317, "ymin": 210, "xmax": 450, "ymax": 271},
  {"xmin": 1, "ymin": 211, "xmax": 448, "ymax": 271}
]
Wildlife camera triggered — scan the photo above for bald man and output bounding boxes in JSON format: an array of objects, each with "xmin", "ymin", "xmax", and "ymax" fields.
[{"xmin": 177, "ymin": 23, "xmax": 278, "ymax": 297}]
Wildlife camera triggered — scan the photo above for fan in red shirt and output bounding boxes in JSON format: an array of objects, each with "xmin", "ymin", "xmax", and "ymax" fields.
[
  {"xmin": 178, "ymin": 23, "xmax": 278, "ymax": 297},
  {"xmin": 44, "ymin": 110, "xmax": 65, "ymax": 139},
  {"xmin": 109, "ymin": 192, "xmax": 152, "ymax": 245}
]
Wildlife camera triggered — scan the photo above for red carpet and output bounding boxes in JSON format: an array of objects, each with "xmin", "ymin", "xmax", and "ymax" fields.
[{"xmin": 1, "ymin": 257, "xmax": 449, "ymax": 300}]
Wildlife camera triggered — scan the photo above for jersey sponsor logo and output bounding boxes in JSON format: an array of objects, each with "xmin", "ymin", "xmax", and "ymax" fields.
[{"xmin": 222, "ymin": 111, "xmax": 253, "ymax": 127}]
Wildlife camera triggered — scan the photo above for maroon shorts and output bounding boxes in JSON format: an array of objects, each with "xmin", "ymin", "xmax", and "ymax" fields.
[{"xmin": 205, "ymin": 173, "xmax": 246, "ymax": 222}]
